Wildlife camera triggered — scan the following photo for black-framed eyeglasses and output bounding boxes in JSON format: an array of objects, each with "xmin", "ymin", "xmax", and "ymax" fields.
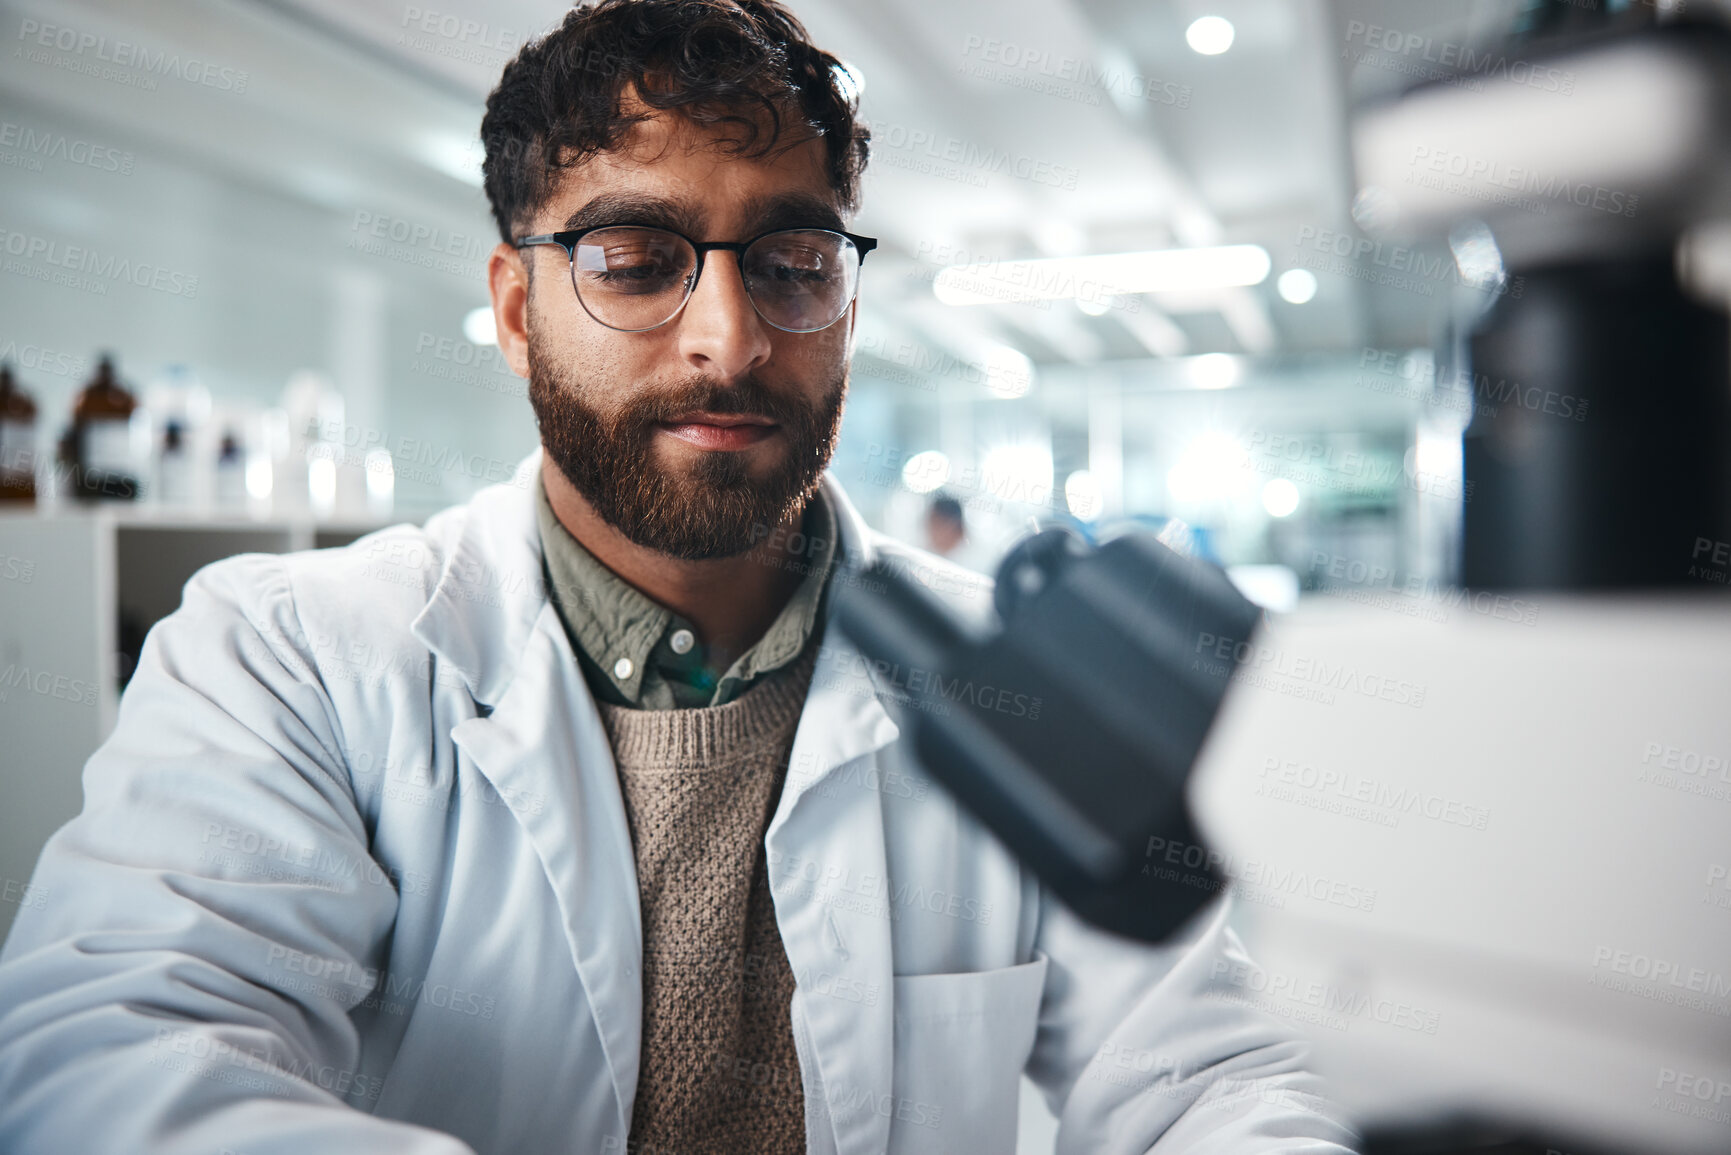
[{"xmin": 514, "ymin": 224, "xmax": 878, "ymax": 334}]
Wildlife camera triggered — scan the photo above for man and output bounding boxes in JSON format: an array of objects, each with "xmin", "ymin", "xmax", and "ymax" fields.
[
  {"xmin": 0, "ymin": 2, "xmax": 1359, "ymax": 1152},
  {"xmin": 925, "ymin": 494, "xmax": 968, "ymax": 559},
  {"xmin": 921, "ymin": 491, "xmax": 993, "ymax": 573}
]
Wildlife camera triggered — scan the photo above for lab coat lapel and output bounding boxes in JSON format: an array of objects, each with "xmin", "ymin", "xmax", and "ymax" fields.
[
  {"xmin": 766, "ymin": 475, "xmax": 903, "ymax": 1155},
  {"xmin": 772, "ymin": 641, "xmax": 900, "ymax": 1155},
  {"xmin": 412, "ymin": 463, "xmax": 642, "ymax": 1141},
  {"xmin": 766, "ymin": 474, "xmax": 903, "ymax": 836},
  {"xmin": 447, "ymin": 610, "xmax": 642, "ymax": 1143},
  {"xmin": 769, "ymin": 473, "xmax": 903, "ymax": 832}
]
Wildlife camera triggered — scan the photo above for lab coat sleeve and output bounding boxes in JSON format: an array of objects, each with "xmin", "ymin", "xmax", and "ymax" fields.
[
  {"xmin": 1024, "ymin": 890, "xmax": 1361, "ymax": 1154},
  {"xmin": 0, "ymin": 554, "xmax": 474, "ymax": 1155}
]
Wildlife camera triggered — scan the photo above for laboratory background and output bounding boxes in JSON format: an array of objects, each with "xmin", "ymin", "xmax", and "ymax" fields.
[{"xmin": 3, "ymin": 0, "xmax": 1729, "ymax": 1153}]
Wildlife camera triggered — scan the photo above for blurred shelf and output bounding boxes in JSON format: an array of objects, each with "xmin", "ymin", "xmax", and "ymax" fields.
[{"xmin": 0, "ymin": 501, "xmax": 401, "ymax": 531}]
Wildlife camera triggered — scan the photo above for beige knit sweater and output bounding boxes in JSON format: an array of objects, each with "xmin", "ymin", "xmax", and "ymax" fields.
[{"xmin": 596, "ymin": 644, "xmax": 818, "ymax": 1154}]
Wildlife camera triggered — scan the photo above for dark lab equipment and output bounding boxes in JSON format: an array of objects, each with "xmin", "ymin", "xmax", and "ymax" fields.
[{"xmin": 833, "ymin": 527, "xmax": 1260, "ymax": 943}]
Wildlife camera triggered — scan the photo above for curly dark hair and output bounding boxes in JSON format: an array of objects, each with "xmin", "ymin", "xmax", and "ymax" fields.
[{"xmin": 480, "ymin": 0, "xmax": 871, "ymax": 244}]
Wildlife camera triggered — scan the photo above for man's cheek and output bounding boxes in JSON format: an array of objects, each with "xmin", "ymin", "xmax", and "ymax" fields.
[{"xmin": 783, "ymin": 330, "xmax": 849, "ymax": 375}]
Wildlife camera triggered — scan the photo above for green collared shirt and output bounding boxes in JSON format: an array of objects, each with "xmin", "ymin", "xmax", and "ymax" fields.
[{"xmin": 534, "ymin": 473, "xmax": 838, "ymax": 709}]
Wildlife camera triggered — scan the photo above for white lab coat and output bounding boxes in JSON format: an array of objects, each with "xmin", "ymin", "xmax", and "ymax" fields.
[{"xmin": 0, "ymin": 453, "xmax": 1358, "ymax": 1155}]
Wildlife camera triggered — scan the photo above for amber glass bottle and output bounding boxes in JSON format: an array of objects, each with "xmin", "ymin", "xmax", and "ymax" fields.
[
  {"xmin": 63, "ymin": 354, "xmax": 139, "ymax": 501},
  {"xmin": 0, "ymin": 362, "xmax": 37, "ymax": 503}
]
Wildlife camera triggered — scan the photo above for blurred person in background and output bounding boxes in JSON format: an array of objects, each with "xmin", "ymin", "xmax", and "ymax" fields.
[
  {"xmin": 925, "ymin": 491, "xmax": 966, "ymax": 556},
  {"xmin": 924, "ymin": 490, "xmax": 994, "ymax": 573},
  {"xmin": 0, "ymin": 2, "xmax": 1357, "ymax": 1153}
]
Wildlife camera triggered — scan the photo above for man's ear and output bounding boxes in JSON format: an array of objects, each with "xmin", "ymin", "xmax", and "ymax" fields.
[{"xmin": 488, "ymin": 241, "xmax": 532, "ymax": 378}]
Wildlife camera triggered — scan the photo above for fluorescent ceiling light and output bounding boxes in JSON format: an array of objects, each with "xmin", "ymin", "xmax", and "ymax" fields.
[
  {"xmin": 1186, "ymin": 16, "xmax": 1235, "ymax": 56},
  {"xmin": 981, "ymin": 443, "xmax": 1054, "ymax": 505},
  {"xmin": 901, "ymin": 450, "xmax": 951, "ymax": 494},
  {"xmin": 1188, "ymin": 352, "xmax": 1242, "ymax": 389},
  {"xmin": 1033, "ymin": 219, "xmax": 1087, "ymax": 256},
  {"xmin": 1065, "ymin": 470, "xmax": 1103, "ymax": 520},
  {"xmin": 1276, "ymin": 268, "xmax": 1318, "ymax": 304},
  {"xmin": 1262, "ymin": 478, "xmax": 1300, "ymax": 518},
  {"xmin": 934, "ymin": 245, "xmax": 1270, "ymax": 306},
  {"xmin": 982, "ymin": 344, "xmax": 1034, "ymax": 398},
  {"xmin": 1167, "ymin": 432, "xmax": 1253, "ymax": 506},
  {"xmin": 463, "ymin": 306, "xmax": 498, "ymax": 346}
]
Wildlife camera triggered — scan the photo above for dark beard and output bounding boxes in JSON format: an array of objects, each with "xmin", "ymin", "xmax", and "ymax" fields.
[{"xmin": 527, "ymin": 338, "xmax": 846, "ymax": 560}]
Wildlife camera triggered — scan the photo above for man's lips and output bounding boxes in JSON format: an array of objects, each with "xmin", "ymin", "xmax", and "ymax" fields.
[{"xmin": 656, "ymin": 413, "xmax": 779, "ymax": 451}]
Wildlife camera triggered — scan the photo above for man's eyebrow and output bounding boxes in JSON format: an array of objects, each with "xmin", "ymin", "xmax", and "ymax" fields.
[
  {"xmin": 737, "ymin": 192, "xmax": 846, "ymax": 235},
  {"xmin": 559, "ymin": 194, "xmax": 703, "ymax": 235},
  {"xmin": 553, "ymin": 190, "xmax": 845, "ymax": 238}
]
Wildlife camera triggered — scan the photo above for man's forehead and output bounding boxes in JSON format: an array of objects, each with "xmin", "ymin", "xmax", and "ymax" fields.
[{"xmin": 542, "ymin": 106, "xmax": 840, "ymax": 234}]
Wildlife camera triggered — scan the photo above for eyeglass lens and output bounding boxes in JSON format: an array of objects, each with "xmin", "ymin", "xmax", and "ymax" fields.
[{"xmin": 569, "ymin": 227, "xmax": 861, "ymax": 333}]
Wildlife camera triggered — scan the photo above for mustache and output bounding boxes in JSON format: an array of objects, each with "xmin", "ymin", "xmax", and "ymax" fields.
[{"xmin": 619, "ymin": 374, "xmax": 823, "ymax": 428}]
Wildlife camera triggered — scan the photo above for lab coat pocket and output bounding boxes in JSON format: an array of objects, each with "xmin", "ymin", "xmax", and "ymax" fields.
[{"xmin": 887, "ymin": 953, "xmax": 1048, "ymax": 1154}]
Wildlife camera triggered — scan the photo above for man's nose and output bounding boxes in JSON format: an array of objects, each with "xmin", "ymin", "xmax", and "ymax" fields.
[{"xmin": 675, "ymin": 252, "xmax": 773, "ymax": 380}]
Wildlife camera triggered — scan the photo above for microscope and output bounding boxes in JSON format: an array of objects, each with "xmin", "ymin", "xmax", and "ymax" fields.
[{"xmin": 834, "ymin": 5, "xmax": 1731, "ymax": 1153}]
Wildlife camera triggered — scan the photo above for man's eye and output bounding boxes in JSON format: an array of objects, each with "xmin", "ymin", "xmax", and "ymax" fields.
[
  {"xmin": 606, "ymin": 246, "xmax": 672, "ymax": 268},
  {"xmin": 581, "ymin": 249, "xmax": 684, "ymax": 291},
  {"xmin": 577, "ymin": 236, "xmax": 686, "ymax": 276},
  {"xmin": 596, "ymin": 262, "xmax": 670, "ymax": 282},
  {"xmin": 757, "ymin": 249, "xmax": 831, "ymax": 283},
  {"xmin": 769, "ymin": 265, "xmax": 829, "ymax": 284}
]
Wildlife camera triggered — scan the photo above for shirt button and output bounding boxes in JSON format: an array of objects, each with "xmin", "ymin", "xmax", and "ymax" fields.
[
  {"xmin": 670, "ymin": 628, "xmax": 695, "ymax": 655},
  {"xmin": 613, "ymin": 657, "xmax": 634, "ymax": 680}
]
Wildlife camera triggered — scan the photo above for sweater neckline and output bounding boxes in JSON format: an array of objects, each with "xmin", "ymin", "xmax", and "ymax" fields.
[{"xmin": 595, "ymin": 645, "xmax": 818, "ymax": 770}]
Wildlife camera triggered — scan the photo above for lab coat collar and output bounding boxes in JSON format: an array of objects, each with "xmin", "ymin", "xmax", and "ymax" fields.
[
  {"xmin": 409, "ymin": 454, "xmax": 547, "ymax": 708},
  {"xmin": 408, "ymin": 447, "xmax": 905, "ymax": 804},
  {"xmin": 408, "ymin": 446, "xmax": 908, "ymax": 820},
  {"xmin": 409, "ymin": 448, "xmax": 891, "ymax": 714}
]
